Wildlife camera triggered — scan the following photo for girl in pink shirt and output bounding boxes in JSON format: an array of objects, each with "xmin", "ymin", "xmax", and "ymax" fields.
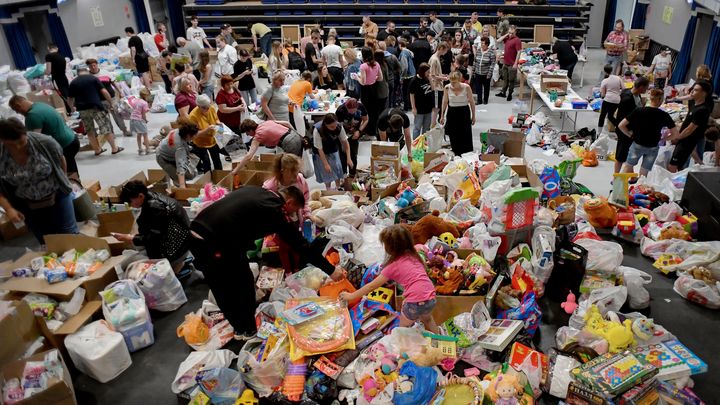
[
  {"xmin": 341, "ymin": 225, "xmax": 438, "ymax": 333},
  {"xmin": 262, "ymin": 153, "xmax": 311, "ymax": 224}
]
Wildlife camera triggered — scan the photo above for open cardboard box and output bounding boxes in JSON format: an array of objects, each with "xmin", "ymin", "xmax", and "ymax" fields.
[
  {"xmin": 232, "ymin": 160, "xmax": 274, "ymax": 172},
  {"xmin": 510, "ymin": 163, "xmax": 542, "ymax": 188},
  {"xmin": 424, "ymin": 152, "xmax": 450, "ymax": 173},
  {"xmin": 171, "ymin": 170, "xmax": 232, "ymax": 202},
  {"xmin": 0, "ymin": 301, "xmax": 50, "ymax": 365},
  {"xmin": 0, "ymin": 349, "xmax": 76, "ymax": 405},
  {"xmin": 78, "ymin": 210, "xmax": 137, "ymax": 256},
  {"xmin": 540, "ymin": 74, "xmax": 569, "ymax": 93},
  {"xmin": 95, "ymin": 170, "xmax": 166, "ymax": 203},
  {"xmin": 370, "ymin": 179, "xmax": 416, "ymax": 202},
  {"xmin": 80, "ymin": 179, "xmax": 101, "ymax": 202},
  {"xmin": 0, "ymin": 214, "xmax": 28, "ymax": 241},
  {"xmin": 0, "ymin": 235, "xmax": 122, "ymax": 345},
  {"xmin": 371, "ymin": 141, "xmax": 400, "ymax": 158},
  {"xmin": 396, "ymin": 295, "xmax": 484, "ymax": 324},
  {"xmin": 485, "ymin": 128, "xmax": 526, "ymax": 158}
]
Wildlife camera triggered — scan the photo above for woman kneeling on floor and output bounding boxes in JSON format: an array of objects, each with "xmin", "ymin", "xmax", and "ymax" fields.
[{"xmin": 115, "ymin": 180, "xmax": 194, "ymax": 279}]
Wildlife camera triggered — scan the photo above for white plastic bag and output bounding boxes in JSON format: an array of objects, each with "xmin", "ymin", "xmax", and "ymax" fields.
[
  {"xmin": 327, "ymin": 220, "xmax": 363, "ymax": 247},
  {"xmin": 574, "ymin": 239, "xmax": 623, "ymax": 274},
  {"xmin": 569, "ymin": 286, "xmax": 628, "ymax": 329},
  {"xmin": 302, "ymin": 148, "xmax": 314, "ymax": 179},
  {"xmin": 619, "ymin": 266, "xmax": 652, "ymax": 309},
  {"xmin": 415, "ymin": 183, "xmax": 441, "ymax": 201},
  {"xmin": 425, "ymin": 125, "xmax": 444, "ymax": 153},
  {"xmin": 531, "ymin": 226, "xmax": 556, "ymax": 285},
  {"xmin": 100, "ymin": 280, "xmax": 155, "ymax": 352},
  {"xmin": 125, "ymin": 259, "xmax": 187, "ymax": 312},
  {"xmin": 171, "ymin": 350, "xmax": 237, "ymax": 394},
  {"xmin": 446, "ymin": 199, "xmax": 483, "ymax": 223},
  {"xmin": 65, "ymin": 320, "xmax": 132, "ymax": 383},
  {"xmin": 237, "ymin": 337, "xmax": 290, "ymax": 397},
  {"xmin": 589, "ymin": 133, "xmax": 610, "ymax": 157},
  {"xmin": 673, "ymin": 274, "xmax": 720, "ymax": 309},
  {"xmin": 652, "ymin": 202, "xmax": 682, "ymax": 222},
  {"xmin": 355, "ymin": 222, "xmax": 390, "ymax": 266},
  {"xmin": 446, "ymin": 301, "xmax": 492, "ymax": 345},
  {"xmin": 314, "ymin": 200, "xmax": 365, "ymax": 228}
]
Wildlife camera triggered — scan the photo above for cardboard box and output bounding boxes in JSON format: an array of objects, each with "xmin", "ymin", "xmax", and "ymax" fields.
[
  {"xmin": 485, "ymin": 129, "xmax": 526, "ymax": 158},
  {"xmin": 234, "ymin": 160, "xmax": 274, "ymax": 172},
  {"xmin": 0, "ymin": 349, "xmax": 77, "ymax": 405},
  {"xmin": 81, "ymin": 179, "xmax": 101, "ymax": 202},
  {"xmin": 95, "ymin": 170, "xmax": 165, "ymax": 203},
  {"xmin": 148, "ymin": 56, "xmax": 162, "ymax": 83},
  {"xmin": 370, "ymin": 180, "xmax": 416, "ymax": 202},
  {"xmin": 259, "ymin": 153, "xmax": 278, "ymax": 162},
  {"xmin": 628, "ymin": 29, "xmax": 645, "ymax": 40},
  {"xmin": 371, "ymin": 157, "xmax": 401, "ymax": 178},
  {"xmin": 540, "ymin": 74, "xmax": 569, "ymax": 93},
  {"xmin": 0, "ymin": 301, "xmax": 47, "ymax": 365},
  {"xmin": 118, "ymin": 55, "xmax": 133, "ymax": 69},
  {"xmin": 510, "ymin": 164, "xmax": 542, "ymax": 188},
  {"xmin": 424, "ymin": 152, "xmax": 450, "ymax": 172},
  {"xmin": 396, "ymin": 294, "xmax": 484, "ymax": 324},
  {"xmin": 0, "ymin": 215, "xmax": 28, "ymax": 241},
  {"xmin": 78, "ymin": 210, "xmax": 136, "ymax": 255},
  {"xmin": 171, "ymin": 170, "xmax": 233, "ymax": 202},
  {"xmin": 27, "ymin": 91, "xmax": 65, "ymax": 109},
  {"xmin": 371, "ymin": 141, "xmax": 400, "ymax": 158}
]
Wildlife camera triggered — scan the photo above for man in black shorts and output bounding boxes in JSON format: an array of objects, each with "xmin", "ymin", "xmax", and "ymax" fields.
[
  {"xmin": 609, "ymin": 76, "xmax": 648, "ymax": 174},
  {"xmin": 44, "ymin": 43, "xmax": 71, "ymax": 114},
  {"xmin": 377, "ymin": 107, "xmax": 413, "ymax": 163},
  {"xmin": 125, "ymin": 27, "xmax": 151, "ymax": 89},
  {"xmin": 667, "ymin": 81, "xmax": 713, "ymax": 172}
]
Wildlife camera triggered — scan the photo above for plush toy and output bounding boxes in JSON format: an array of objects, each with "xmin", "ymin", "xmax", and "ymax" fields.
[
  {"xmin": 455, "ymin": 237, "xmax": 473, "ymax": 249},
  {"xmin": 560, "ymin": 291, "xmax": 578, "ymax": 314},
  {"xmin": 659, "ymin": 224, "xmax": 691, "ymax": 241},
  {"xmin": 461, "ymin": 253, "xmax": 495, "ymax": 290},
  {"xmin": 435, "ymin": 267, "xmax": 464, "ymax": 295},
  {"xmin": 396, "ymin": 188, "xmax": 418, "ymax": 209},
  {"xmin": 584, "ymin": 197, "xmax": 617, "ymax": 228},
  {"xmin": 439, "ymin": 232, "xmax": 457, "ymax": 246},
  {"xmin": 402, "ymin": 210, "xmax": 460, "ymax": 245},
  {"xmin": 583, "ymin": 305, "xmax": 635, "ymax": 353},
  {"xmin": 410, "ymin": 345, "xmax": 446, "ymax": 367},
  {"xmin": 688, "ymin": 266, "xmax": 716, "ymax": 284},
  {"xmin": 486, "ymin": 372, "xmax": 524, "ymax": 405},
  {"xmin": 582, "ymin": 150, "xmax": 598, "ymax": 167}
]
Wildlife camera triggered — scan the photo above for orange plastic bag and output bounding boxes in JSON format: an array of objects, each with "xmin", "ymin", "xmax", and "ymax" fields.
[
  {"xmin": 583, "ymin": 197, "xmax": 617, "ymax": 228},
  {"xmin": 319, "ymin": 278, "xmax": 360, "ymax": 307},
  {"xmin": 177, "ymin": 313, "xmax": 210, "ymax": 345},
  {"xmin": 582, "ymin": 150, "xmax": 598, "ymax": 167}
]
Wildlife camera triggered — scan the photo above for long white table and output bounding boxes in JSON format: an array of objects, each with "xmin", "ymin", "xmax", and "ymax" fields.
[
  {"xmin": 303, "ymin": 90, "xmax": 346, "ymax": 120},
  {"xmin": 527, "ymin": 77, "xmax": 595, "ymax": 132}
]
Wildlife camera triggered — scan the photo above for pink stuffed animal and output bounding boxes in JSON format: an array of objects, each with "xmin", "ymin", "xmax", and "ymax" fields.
[{"xmin": 561, "ymin": 291, "xmax": 578, "ymax": 314}]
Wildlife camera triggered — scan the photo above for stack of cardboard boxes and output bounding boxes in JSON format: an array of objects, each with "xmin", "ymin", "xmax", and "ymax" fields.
[{"xmin": 628, "ymin": 29, "xmax": 650, "ymax": 64}]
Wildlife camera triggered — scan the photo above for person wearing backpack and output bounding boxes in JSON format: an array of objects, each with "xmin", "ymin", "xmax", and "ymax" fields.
[{"xmin": 287, "ymin": 42, "xmax": 306, "ymax": 71}]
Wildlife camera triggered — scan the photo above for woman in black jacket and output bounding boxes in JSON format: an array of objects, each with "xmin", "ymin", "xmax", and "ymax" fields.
[{"xmin": 115, "ymin": 181, "xmax": 193, "ymax": 277}]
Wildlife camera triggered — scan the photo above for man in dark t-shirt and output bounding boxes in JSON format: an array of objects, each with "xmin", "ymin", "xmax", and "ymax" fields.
[
  {"xmin": 668, "ymin": 81, "xmax": 713, "ymax": 171},
  {"xmin": 335, "ymin": 98, "xmax": 368, "ymax": 176},
  {"xmin": 68, "ymin": 66, "xmax": 122, "ymax": 156},
  {"xmin": 409, "ymin": 29, "xmax": 432, "ymax": 71},
  {"xmin": 44, "ymin": 43, "xmax": 71, "ymax": 113},
  {"xmin": 125, "ymin": 26, "xmax": 151, "ymax": 88},
  {"xmin": 552, "ymin": 40, "xmax": 579, "ymax": 80},
  {"xmin": 377, "ymin": 107, "xmax": 412, "ymax": 163},
  {"xmin": 304, "ymin": 34, "xmax": 321, "ymax": 73},
  {"xmin": 619, "ymin": 89, "xmax": 678, "ymax": 177}
]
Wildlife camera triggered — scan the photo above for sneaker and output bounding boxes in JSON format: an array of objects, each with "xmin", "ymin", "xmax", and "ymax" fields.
[
  {"xmin": 234, "ymin": 332, "xmax": 256, "ymax": 341},
  {"xmin": 495, "ymin": 92, "xmax": 506, "ymax": 97},
  {"xmin": 176, "ymin": 266, "xmax": 193, "ymax": 280},
  {"xmin": 507, "ymin": 94, "xmax": 513, "ymax": 101},
  {"xmin": 138, "ymin": 149, "xmax": 145, "ymax": 156}
]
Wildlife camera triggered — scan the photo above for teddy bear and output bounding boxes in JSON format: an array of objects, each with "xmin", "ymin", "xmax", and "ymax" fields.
[
  {"xmin": 410, "ymin": 345, "xmax": 447, "ymax": 367},
  {"xmin": 402, "ymin": 210, "xmax": 460, "ymax": 245},
  {"xmin": 688, "ymin": 266, "xmax": 716, "ymax": 284},
  {"xmin": 659, "ymin": 224, "xmax": 691, "ymax": 241},
  {"xmin": 435, "ymin": 267, "xmax": 464, "ymax": 295}
]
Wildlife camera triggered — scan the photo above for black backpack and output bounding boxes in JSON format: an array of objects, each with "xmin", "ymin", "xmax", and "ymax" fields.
[{"xmin": 288, "ymin": 51, "xmax": 306, "ymax": 70}]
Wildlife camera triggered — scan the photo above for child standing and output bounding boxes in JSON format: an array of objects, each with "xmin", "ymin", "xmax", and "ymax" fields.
[
  {"xmin": 340, "ymin": 225, "xmax": 438, "ymax": 333},
  {"xmin": 131, "ymin": 88, "xmax": 151, "ymax": 155}
]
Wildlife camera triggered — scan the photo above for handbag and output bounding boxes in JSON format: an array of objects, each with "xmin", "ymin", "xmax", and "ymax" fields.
[
  {"xmin": 26, "ymin": 192, "xmax": 57, "ymax": 210},
  {"xmin": 256, "ymin": 88, "xmax": 273, "ymax": 121}
]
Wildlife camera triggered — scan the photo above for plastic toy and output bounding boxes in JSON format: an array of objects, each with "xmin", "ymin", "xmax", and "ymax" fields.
[
  {"xmin": 560, "ymin": 292, "xmax": 578, "ymax": 314},
  {"xmin": 583, "ymin": 305, "xmax": 635, "ymax": 353},
  {"xmin": 609, "ymin": 173, "xmax": 638, "ymax": 208},
  {"xmin": 439, "ymin": 232, "xmax": 457, "ymax": 246},
  {"xmin": 582, "ymin": 150, "xmax": 598, "ymax": 167},
  {"xmin": 431, "ymin": 374, "xmax": 484, "ymax": 405},
  {"xmin": 556, "ymin": 159, "xmax": 582, "ymax": 180},
  {"xmin": 653, "ymin": 254, "xmax": 683, "ymax": 274},
  {"xmin": 503, "ymin": 188, "xmax": 540, "ymax": 230},
  {"xmin": 486, "ymin": 372, "xmax": 524, "ymax": 405},
  {"xmin": 366, "ymin": 286, "xmax": 394, "ymax": 304},
  {"xmin": 584, "ymin": 197, "xmax": 617, "ymax": 228},
  {"xmin": 235, "ymin": 389, "xmax": 259, "ymax": 405},
  {"xmin": 631, "ymin": 318, "xmax": 656, "ymax": 341},
  {"xmin": 282, "ymin": 358, "xmax": 307, "ymax": 401},
  {"xmin": 676, "ymin": 213, "xmax": 698, "ymax": 236},
  {"xmin": 615, "ymin": 212, "xmax": 635, "ymax": 234}
]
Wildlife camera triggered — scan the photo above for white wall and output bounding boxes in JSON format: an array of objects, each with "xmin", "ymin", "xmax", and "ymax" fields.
[
  {"xmin": 644, "ymin": 0, "xmax": 692, "ymax": 50},
  {"xmin": 587, "ymin": 0, "xmax": 608, "ymax": 47},
  {"xmin": 57, "ymin": 0, "xmax": 137, "ymax": 48}
]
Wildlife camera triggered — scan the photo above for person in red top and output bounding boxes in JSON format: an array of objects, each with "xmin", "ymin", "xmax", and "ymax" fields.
[
  {"xmin": 154, "ymin": 23, "xmax": 168, "ymax": 53},
  {"xmin": 215, "ymin": 76, "xmax": 246, "ymax": 134},
  {"xmin": 601, "ymin": 19, "xmax": 628, "ymax": 79},
  {"xmin": 496, "ymin": 25, "xmax": 522, "ymax": 101}
]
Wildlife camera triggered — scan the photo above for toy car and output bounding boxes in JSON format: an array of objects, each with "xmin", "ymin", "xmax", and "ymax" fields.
[{"xmin": 616, "ymin": 212, "xmax": 636, "ymax": 234}]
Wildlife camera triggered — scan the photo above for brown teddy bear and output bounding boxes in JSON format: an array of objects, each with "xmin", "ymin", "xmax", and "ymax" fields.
[
  {"xmin": 402, "ymin": 210, "xmax": 460, "ymax": 245},
  {"xmin": 688, "ymin": 267, "xmax": 716, "ymax": 284}
]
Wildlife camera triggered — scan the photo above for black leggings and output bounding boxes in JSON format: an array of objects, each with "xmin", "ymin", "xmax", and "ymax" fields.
[
  {"xmin": 361, "ymin": 84, "xmax": 380, "ymax": 136},
  {"xmin": 161, "ymin": 74, "xmax": 173, "ymax": 94},
  {"xmin": 192, "ymin": 144, "xmax": 223, "ymax": 173},
  {"xmin": 340, "ymin": 136, "xmax": 360, "ymax": 177},
  {"xmin": 598, "ymin": 100, "xmax": 619, "ymax": 128},
  {"xmin": 473, "ymin": 75, "xmax": 491, "ymax": 104},
  {"xmin": 63, "ymin": 137, "xmax": 80, "ymax": 179}
]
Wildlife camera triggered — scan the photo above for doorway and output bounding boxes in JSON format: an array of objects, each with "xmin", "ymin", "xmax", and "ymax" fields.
[{"xmin": 21, "ymin": 11, "xmax": 53, "ymax": 64}]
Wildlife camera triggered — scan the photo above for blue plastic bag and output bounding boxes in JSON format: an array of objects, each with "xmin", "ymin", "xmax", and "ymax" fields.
[
  {"xmin": 393, "ymin": 361, "xmax": 437, "ymax": 405},
  {"xmin": 23, "ymin": 64, "xmax": 46, "ymax": 79},
  {"xmin": 496, "ymin": 292, "xmax": 542, "ymax": 337},
  {"xmin": 539, "ymin": 167, "xmax": 561, "ymax": 200}
]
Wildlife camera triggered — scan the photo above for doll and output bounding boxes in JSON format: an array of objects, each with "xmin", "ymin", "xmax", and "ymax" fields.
[{"xmin": 486, "ymin": 373, "xmax": 524, "ymax": 405}]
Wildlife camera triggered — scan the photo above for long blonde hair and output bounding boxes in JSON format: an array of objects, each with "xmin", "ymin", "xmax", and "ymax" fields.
[
  {"xmin": 696, "ymin": 64, "xmax": 712, "ymax": 82},
  {"xmin": 271, "ymin": 40, "xmax": 284, "ymax": 67}
]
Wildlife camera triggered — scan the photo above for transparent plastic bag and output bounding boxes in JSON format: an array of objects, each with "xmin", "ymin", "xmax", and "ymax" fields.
[
  {"xmin": 569, "ymin": 286, "xmax": 628, "ymax": 329},
  {"xmin": 653, "ymin": 202, "xmax": 683, "ymax": 222},
  {"xmin": 237, "ymin": 337, "xmax": 290, "ymax": 397},
  {"xmin": 125, "ymin": 259, "xmax": 187, "ymax": 312},
  {"xmin": 327, "ymin": 220, "xmax": 363, "ymax": 247},
  {"xmin": 285, "ymin": 266, "xmax": 329, "ymax": 291},
  {"xmin": 355, "ymin": 223, "xmax": 389, "ymax": 266},
  {"xmin": 531, "ymin": 226, "xmax": 556, "ymax": 285},
  {"xmin": 171, "ymin": 350, "xmax": 237, "ymax": 394},
  {"xmin": 574, "ymin": 239, "xmax": 623, "ymax": 274},
  {"xmin": 176, "ymin": 313, "xmax": 210, "ymax": 346},
  {"xmin": 314, "ymin": 200, "xmax": 365, "ymax": 228},
  {"xmin": 673, "ymin": 273, "xmax": 720, "ymax": 309},
  {"xmin": 619, "ymin": 266, "xmax": 652, "ymax": 309},
  {"xmin": 446, "ymin": 199, "xmax": 483, "ymax": 223},
  {"xmin": 443, "ymin": 301, "xmax": 491, "ymax": 348}
]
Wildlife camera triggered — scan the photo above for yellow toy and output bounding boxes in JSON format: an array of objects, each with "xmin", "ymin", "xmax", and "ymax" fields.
[
  {"xmin": 439, "ymin": 232, "xmax": 457, "ymax": 246},
  {"xmin": 583, "ymin": 305, "xmax": 634, "ymax": 353},
  {"xmin": 367, "ymin": 286, "xmax": 394, "ymax": 304},
  {"xmin": 653, "ymin": 254, "xmax": 683, "ymax": 274},
  {"xmin": 410, "ymin": 345, "xmax": 447, "ymax": 367},
  {"xmin": 235, "ymin": 389, "xmax": 259, "ymax": 405}
]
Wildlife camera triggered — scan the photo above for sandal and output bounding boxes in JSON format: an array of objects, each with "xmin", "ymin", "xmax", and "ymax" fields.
[
  {"xmin": 94, "ymin": 148, "xmax": 107, "ymax": 156},
  {"xmin": 111, "ymin": 147, "xmax": 125, "ymax": 154}
]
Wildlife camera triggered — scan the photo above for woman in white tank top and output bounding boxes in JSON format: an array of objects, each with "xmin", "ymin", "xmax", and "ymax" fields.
[{"xmin": 440, "ymin": 71, "xmax": 476, "ymax": 156}]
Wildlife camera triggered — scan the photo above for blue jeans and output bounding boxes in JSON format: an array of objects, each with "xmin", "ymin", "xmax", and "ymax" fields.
[
  {"xmin": 241, "ymin": 89, "xmax": 258, "ymax": 106},
  {"xmin": 23, "ymin": 192, "xmax": 78, "ymax": 243},
  {"xmin": 626, "ymin": 143, "xmax": 659, "ymax": 172},
  {"xmin": 259, "ymin": 33, "xmax": 272, "ymax": 57},
  {"xmin": 401, "ymin": 298, "xmax": 436, "ymax": 321},
  {"xmin": 413, "ymin": 113, "xmax": 433, "ymax": 138},
  {"xmin": 601, "ymin": 54, "xmax": 624, "ymax": 81}
]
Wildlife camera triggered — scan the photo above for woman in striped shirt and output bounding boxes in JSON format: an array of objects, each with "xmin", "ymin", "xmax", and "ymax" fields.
[{"xmin": 472, "ymin": 37, "xmax": 496, "ymax": 105}]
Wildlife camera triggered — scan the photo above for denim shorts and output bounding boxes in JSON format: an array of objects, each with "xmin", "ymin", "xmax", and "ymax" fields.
[
  {"xmin": 626, "ymin": 143, "xmax": 659, "ymax": 171},
  {"xmin": 401, "ymin": 298, "xmax": 436, "ymax": 321}
]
